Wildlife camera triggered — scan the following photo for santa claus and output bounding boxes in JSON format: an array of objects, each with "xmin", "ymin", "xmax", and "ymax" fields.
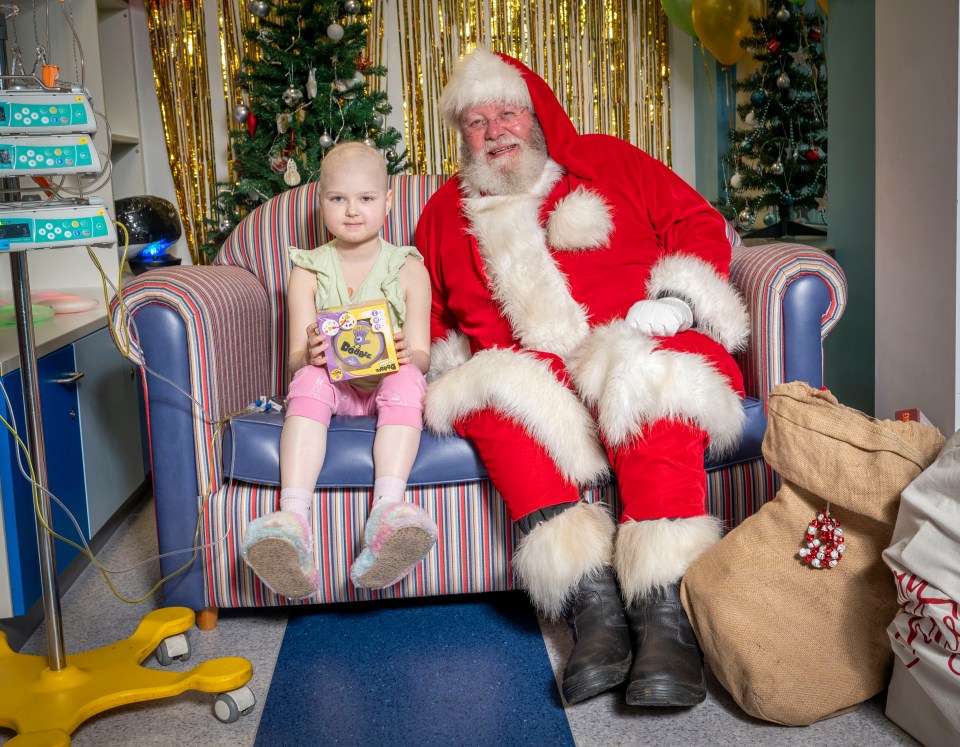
[{"xmin": 415, "ymin": 47, "xmax": 748, "ymax": 707}]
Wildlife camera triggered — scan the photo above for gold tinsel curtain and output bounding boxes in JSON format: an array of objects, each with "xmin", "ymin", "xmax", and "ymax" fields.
[
  {"xmin": 393, "ymin": 0, "xmax": 671, "ymax": 174},
  {"xmin": 144, "ymin": 0, "xmax": 218, "ymax": 265}
]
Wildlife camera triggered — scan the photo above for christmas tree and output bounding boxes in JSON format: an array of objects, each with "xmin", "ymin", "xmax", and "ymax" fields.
[
  {"xmin": 716, "ymin": 1, "xmax": 827, "ymax": 237},
  {"xmin": 202, "ymin": 0, "xmax": 408, "ymax": 260}
]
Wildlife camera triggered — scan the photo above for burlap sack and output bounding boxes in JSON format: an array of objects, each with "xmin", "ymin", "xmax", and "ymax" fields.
[{"xmin": 681, "ymin": 382, "xmax": 945, "ymax": 725}]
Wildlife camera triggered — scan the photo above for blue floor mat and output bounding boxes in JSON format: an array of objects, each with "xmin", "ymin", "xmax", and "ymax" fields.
[{"xmin": 255, "ymin": 591, "xmax": 574, "ymax": 746}]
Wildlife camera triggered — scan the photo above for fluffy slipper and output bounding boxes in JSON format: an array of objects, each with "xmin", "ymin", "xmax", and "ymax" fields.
[
  {"xmin": 241, "ymin": 511, "xmax": 321, "ymax": 599},
  {"xmin": 350, "ymin": 501, "xmax": 438, "ymax": 589}
]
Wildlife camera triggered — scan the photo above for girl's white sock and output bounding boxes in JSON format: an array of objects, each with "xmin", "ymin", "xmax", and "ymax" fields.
[
  {"xmin": 372, "ymin": 476, "xmax": 407, "ymax": 507},
  {"xmin": 280, "ymin": 487, "xmax": 313, "ymax": 520}
]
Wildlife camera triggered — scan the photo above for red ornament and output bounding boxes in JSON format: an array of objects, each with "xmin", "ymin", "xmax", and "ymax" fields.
[
  {"xmin": 247, "ymin": 112, "xmax": 258, "ymax": 137},
  {"xmin": 355, "ymin": 53, "xmax": 372, "ymax": 73},
  {"xmin": 806, "ymin": 149, "xmax": 820, "ymax": 162},
  {"xmin": 798, "ymin": 507, "xmax": 846, "ymax": 569},
  {"xmin": 810, "ymin": 27, "xmax": 823, "ymax": 42},
  {"xmin": 767, "ymin": 39, "xmax": 781, "ymax": 53}
]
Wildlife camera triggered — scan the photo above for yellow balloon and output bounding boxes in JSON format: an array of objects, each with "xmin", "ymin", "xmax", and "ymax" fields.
[{"xmin": 692, "ymin": 0, "xmax": 765, "ymax": 67}]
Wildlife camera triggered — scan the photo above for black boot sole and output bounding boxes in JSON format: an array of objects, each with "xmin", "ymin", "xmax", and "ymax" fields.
[
  {"xmin": 625, "ymin": 677, "xmax": 707, "ymax": 707},
  {"xmin": 561, "ymin": 655, "xmax": 632, "ymax": 705}
]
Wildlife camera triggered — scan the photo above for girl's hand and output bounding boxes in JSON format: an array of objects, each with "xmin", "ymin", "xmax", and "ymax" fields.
[
  {"xmin": 394, "ymin": 331, "xmax": 412, "ymax": 365},
  {"xmin": 306, "ymin": 322, "xmax": 329, "ymax": 367}
]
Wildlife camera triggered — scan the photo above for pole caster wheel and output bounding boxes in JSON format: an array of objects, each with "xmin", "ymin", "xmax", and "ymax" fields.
[
  {"xmin": 155, "ymin": 632, "xmax": 191, "ymax": 666},
  {"xmin": 214, "ymin": 685, "xmax": 256, "ymax": 724}
]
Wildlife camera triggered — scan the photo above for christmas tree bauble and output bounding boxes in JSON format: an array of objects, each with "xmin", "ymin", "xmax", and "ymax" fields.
[
  {"xmin": 248, "ymin": 1, "xmax": 270, "ymax": 18},
  {"xmin": 350, "ymin": 71, "xmax": 365, "ymax": 88},
  {"xmin": 771, "ymin": 161, "xmax": 784, "ymax": 175},
  {"xmin": 738, "ymin": 209, "xmax": 754, "ymax": 226},
  {"xmin": 233, "ymin": 104, "xmax": 250, "ymax": 123},
  {"xmin": 283, "ymin": 86, "xmax": 304, "ymax": 107},
  {"xmin": 319, "ymin": 132, "xmax": 335, "ymax": 148},
  {"xmin": 750, "ymin": 91, "xmax": 767, "ymax": 107},
  {"xmin": 219, "ymin": 217, "xmax": 234, "ymax": 232},
  {"xmin": 730, "ymin": 173, "xmax": 742, "ymax": 189},
  {"xmin": 371, "ymin": 112, "xmax": 384, "ymax": 127},
  {"xmin": 362, "ymin": 138, "xmax": 377, "ymax": 148},
  {"xmin": 385, "ymin": 148, "xmax": 397, "ymax": 161},
  {"xmin": 344, "ymin": 0, "xmax": 361, "ymax": 13},
  {"xmin": 776, "ymin": 8, "xmax": 790, "ymax": 22},
  {"xmin": 327, "ymin": 23, "xmax": 345, "ymax": 40},
  {"xmin": 763, "ymin": 211, "xmax": 778, "ymax": 226},
  {"xmin": 776, "ymin": 73, "xmax": 791, "ymax": 90}
]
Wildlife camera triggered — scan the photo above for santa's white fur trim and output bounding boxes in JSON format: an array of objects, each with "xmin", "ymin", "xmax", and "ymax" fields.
[
  {"xmin": 614, "ymin": 515, "xmax": 722, "ymax": 604},
  {"xmin": 427, "ymin": 330, "xmax": 471, "ymax": 382},
  {"xmin": 464, "ymin": 162, "xmax": 589, "ymax": 357},
  {"xmin": 567, "ymin": 321, "xmax": 746, "ymax": 456},
  {"xmin": 546, "ymin": 187, "xmax": 613, "ymax": 251},
  {"xmin": 646, "ymin": 254, "xmax": 749, "ymax": 352},
  {"xmin": 424, "ymin": 348, "xmax": 609, "ymax": 485},
  {"xmin": 513, "ymin": 502, "xmax": 616, "ymax": 619},
  {"xmin": 439, "ymin": 46, "xmax": 532, "ymax": 127}
]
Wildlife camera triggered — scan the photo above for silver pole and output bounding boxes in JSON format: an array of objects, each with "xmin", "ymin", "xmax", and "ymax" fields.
[
  {"xmin": 10, "ymin": 256, "xmax": 66, "ymax": 671},
  {"xmin": 1, "ymin": 12, "xmax": 67, "ymax": 670}
]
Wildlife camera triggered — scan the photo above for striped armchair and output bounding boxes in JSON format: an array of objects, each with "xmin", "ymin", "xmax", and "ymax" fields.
[{"xmin": 114, "ymin": 175, "xmax": 847, "ymax": 629}]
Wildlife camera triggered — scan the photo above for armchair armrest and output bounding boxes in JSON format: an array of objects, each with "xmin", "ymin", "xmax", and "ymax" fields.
[
  {"xmin": 110, "ymin": 266, "xmax": 272, "ymax": 606},
  {"xmin": 730, "ymin": 242, "xmax": 847, "ymax": 408}
]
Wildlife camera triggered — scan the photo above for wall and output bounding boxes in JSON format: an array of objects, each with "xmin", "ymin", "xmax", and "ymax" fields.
[
  {"xmin": 821, "ymin": 0, "xmax": 876, "ymax": 415},
  {"xmin": 874, "ymin": 0, "xmax": 959, "ymax": 435}
]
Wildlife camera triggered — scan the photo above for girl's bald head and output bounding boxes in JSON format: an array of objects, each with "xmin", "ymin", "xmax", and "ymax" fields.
[{"xmin": 319, "ymin": 141, "xmax": 389, "ymax": 192}]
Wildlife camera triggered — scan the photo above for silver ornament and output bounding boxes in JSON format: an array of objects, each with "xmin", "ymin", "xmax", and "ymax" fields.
[
  {"xmin": 776, "ymin": 7, "xmax": 790, "ymax": 22},
  {"xmin": 283, "ymin": 85, "xmax": 303, "ymax": 107},
  {"xmin": 233, "ymin": 103, "xmax": 250, "ymax": 123},
  {"xmin": 219, "ymin": 217, "xmax": 234, "ymax": 232},
  {"xmin": 385, "ymin": 149, "xmax": 397, "ymax": 161},
  {"xmin": 375, "ymin": 100, "xmax": 390, "ymax": 113},
  {"xmin": 763, "ymin": 211, "xmax": 778, "ymax": 226},
  {"xmin": 738, "ymin": 209, "xmax": 755, "ymax": 227},
  {"xmin": 284, "ymin": 159, "xmax": 302, "ymax": 187},
  {"xmin": 362, "ymin": 138, "xmax": 377, "ymax": 148},
  {"xmin": 730, "ymin": 173, "xmax": 742, "ymax": 189},
  {"xmin": 306, "ymin": 68, "xmax": 318, "ymax": 99},
  {"xmin": 771, "ymin": 161, "xmax": 784, "ymax": 175},
  {"xmin": 776, "ymin": 73, "xmax": 791, "ymax": 90},
  {"xmin": 319, "ymin": 132, "xmax": 335, "ymax": 148},
  {"xmin": 371, "ymin": 112, "xmax": 384, "ymax": 127},
  {"xmin": 350, "ymin": 71, "xmax": 365, "ymax": 89},
  {"xmin": 344, "ymin": 0, "xmax": 361, "ymax": 13},
  {"xmin": 248, "ymin": 0, "xmax": 270, "ymax": 18},
  {"xmin": 327, "ymin": 23, "xmax": 345, "ymax": 41}
]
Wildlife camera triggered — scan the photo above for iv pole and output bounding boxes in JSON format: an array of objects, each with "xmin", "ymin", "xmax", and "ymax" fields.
[{"xmin": 0, "ymin": 12, "xmax": 253, "ymax": 744}]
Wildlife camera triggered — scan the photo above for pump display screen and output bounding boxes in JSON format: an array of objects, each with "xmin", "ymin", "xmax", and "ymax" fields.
[{"xmin": 0, "ymin": 223, "xmax": 31, "ymax": 240}]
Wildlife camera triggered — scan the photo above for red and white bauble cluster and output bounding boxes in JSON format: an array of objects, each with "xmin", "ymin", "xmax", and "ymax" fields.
[{"xmin": 798, "ymin": 508, "xmax": 846, "ymax": 569}]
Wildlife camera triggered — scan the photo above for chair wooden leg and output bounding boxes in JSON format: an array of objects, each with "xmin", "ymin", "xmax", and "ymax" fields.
[{"xmin": 195, "ymin": 606, "xmax": 219, "ymax": 631}]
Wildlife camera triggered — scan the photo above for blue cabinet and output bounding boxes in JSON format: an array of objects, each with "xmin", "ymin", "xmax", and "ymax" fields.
[
  {"xmin": 0, "ymin": 325, "xmax": 146, "ymax": 617},
  {"xmin": 0, "ymin": 344, "xmax": 88, "ymax": 616}
]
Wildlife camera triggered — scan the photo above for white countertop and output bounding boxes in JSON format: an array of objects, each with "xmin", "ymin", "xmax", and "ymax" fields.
[{"xmin": 0, "ymin": 288, "xmax": 112, "ymax": 375}]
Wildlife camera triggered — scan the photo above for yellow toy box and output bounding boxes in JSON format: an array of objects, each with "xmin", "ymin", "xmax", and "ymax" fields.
[{"xmin": 317, "ymin": 298, "xmax": 399, "ymax": 382}]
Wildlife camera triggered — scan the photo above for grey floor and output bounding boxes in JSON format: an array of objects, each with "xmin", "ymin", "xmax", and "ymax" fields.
[{"xmin": 1, "ymin": 495, "xmax": 920, "ymax": 746}]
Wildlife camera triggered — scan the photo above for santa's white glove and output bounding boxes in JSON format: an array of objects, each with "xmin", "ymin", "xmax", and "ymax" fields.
[{"xmin": 625, "ymin": 297, "xmax": 693, "ymax": 337}]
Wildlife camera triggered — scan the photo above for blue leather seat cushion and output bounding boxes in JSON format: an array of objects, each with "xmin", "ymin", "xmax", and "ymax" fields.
[{"xmin": 221, "ymin": 397, "xmax": 766, "ymax": 489}]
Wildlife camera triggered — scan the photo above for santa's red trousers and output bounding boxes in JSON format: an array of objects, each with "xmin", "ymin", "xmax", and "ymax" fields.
[{"xmin": 454, "ymin": 410, "xmax": 710, "ymax": 523}]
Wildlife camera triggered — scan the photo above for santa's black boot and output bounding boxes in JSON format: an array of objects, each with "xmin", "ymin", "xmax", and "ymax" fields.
[
  {"xmin": 624, "ymin": 581, "xmax": 706, "ymax": 707},
  {"xmin": 559, "ymin": 566, "xmax": 633, "ymax": 704}
]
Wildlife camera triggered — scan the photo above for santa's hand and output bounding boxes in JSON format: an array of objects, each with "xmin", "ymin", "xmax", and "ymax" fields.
[{"xmin": 625, "ymin": 297, "xmax": 693, "ymax": 337}]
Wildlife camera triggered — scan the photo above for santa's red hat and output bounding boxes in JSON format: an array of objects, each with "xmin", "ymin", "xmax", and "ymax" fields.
[{"xmin": 439, "ymin": 46, "xmax": 597, "ymax": 179}]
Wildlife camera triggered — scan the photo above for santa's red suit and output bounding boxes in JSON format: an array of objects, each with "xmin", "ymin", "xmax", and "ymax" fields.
[{"xmin": 416, "ymin": 50, "xmax": 748, "ymax": 705}]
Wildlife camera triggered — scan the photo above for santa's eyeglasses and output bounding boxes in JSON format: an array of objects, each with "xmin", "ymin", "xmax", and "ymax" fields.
[{"xmin": 461, "ymin": 107, "xmax": 528, "ymax": 132}]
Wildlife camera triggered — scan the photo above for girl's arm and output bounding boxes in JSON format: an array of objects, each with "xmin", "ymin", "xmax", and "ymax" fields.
[
  {"xmin": 397, "ymin": 258, "xmax": 432, "ymax": 375},
  {"xmin": 287, "ymin": 265, "xmax": 329, "ymax": 375}
]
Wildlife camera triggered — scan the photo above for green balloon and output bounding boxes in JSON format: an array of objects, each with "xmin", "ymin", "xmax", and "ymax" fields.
[{"xmin": 661, "ymin": 0, "xmax": 697, "ymax": 39}]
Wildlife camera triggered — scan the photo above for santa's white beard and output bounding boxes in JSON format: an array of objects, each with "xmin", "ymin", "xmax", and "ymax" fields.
[{"xmin": 460, "ymin": 128, "xmax": 548, "ymax": 195}]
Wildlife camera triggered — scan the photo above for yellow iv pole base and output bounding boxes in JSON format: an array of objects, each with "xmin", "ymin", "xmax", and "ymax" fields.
[{"xmin": 0, "ymin": 606, "xmax": 253, "ymax": 746}]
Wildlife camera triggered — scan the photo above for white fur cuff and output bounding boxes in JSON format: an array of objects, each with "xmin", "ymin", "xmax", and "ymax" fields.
[
  {"xmin": 614, "ymin": 515, "xmax": 722, "ymax": 604},
  {"xmin": 424, "ymin": 348, "xmax": 610, "ymax": 485},
  {"xmin": 513, "ymin": 502, "xmax": 616, "ymax": 619},
  {"xmin": 646, "ymin": 254, "xmax": 749, "ymax": 352},
  {"xmin": 567, "ymin": 321, "xmax": 746, "ymax": 456},
  {"xmin": 427, "ymin": 330, "xmax": 471, "ymax": 381}
]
